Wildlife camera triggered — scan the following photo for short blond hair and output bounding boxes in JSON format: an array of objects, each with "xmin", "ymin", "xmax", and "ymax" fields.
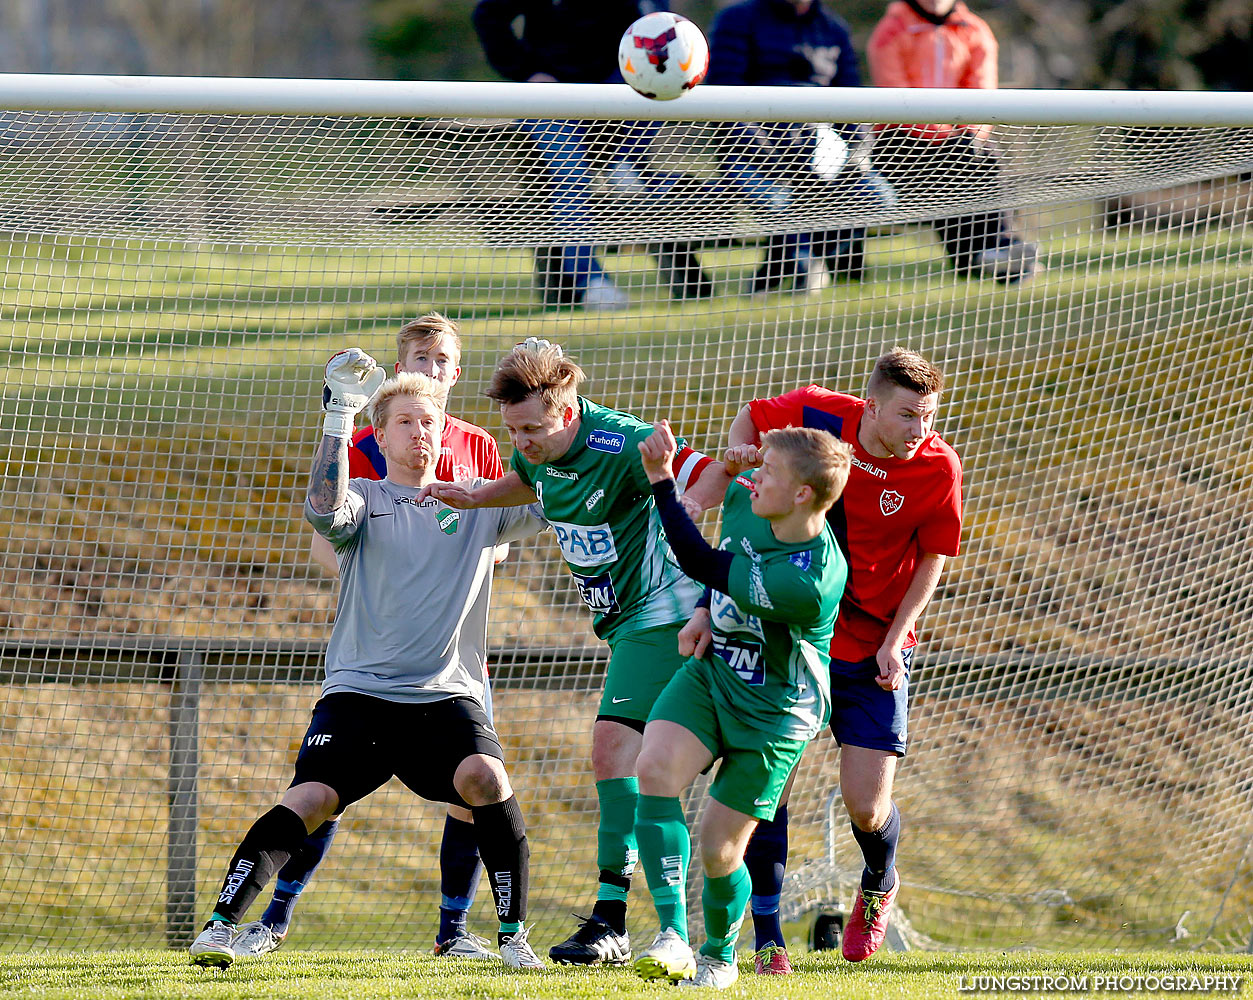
[
  {"xmin": 867, "ymin": 348, "xmax": 945, "ymax": 399},
  {"xmin": 396, "ymin": 312, "xmax": 461, "ymax": 365},
  {"xmin": 761, "ymin": 427, "xmax": 852, "ymax": 511},
  {"xmin": 369, "ymin": 371, "xmax": 448, "ymax": 429},
  {"xmin": 486, "ymin": 343, "xmax": 585, "ymax": 416}
]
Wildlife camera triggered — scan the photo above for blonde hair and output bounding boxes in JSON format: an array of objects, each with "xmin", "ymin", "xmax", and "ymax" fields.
[
  {"xmin": 486, "ymin": 343, "xmax": 585, "ymax": 416},
  {"xmin": 867, "ymin": 348, "xmax": 945, "ymax": 399},
  {"xmin": 396, "ymin": 312, "xmax": 461, "ymax": 365},
  {"xmin": 761, "ymin": 427, "xmax": 852, "ymax": 511},
  {"xmin": 369, "ymin": 371, "xmax": 448, "ymax": 429}
]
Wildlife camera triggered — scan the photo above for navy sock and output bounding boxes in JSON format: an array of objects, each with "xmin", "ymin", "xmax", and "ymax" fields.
[
  {"xmin": 744, "ymin": 804, "xmax": 788, "ymax": 950},
  {"xmin": 437, "ymin": 814, "xmax": 482, "ymax": 944},
  {"xmin": 851, "ymin": 802, "xmax": 900, "ymax": 894},
  {"xmin": 259, "ymin": 818, "xmax": 338, "ymax": 933}
]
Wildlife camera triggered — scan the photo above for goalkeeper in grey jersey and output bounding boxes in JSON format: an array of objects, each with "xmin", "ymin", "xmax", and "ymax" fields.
[{"xmin": 189, "ymin": 353, "xmax": 546, "ymax": 971}]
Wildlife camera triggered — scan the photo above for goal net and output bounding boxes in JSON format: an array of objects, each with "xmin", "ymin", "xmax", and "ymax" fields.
[{"xmin": 0, "ymin": 78, "xmax": 1251, "ymax": 953}]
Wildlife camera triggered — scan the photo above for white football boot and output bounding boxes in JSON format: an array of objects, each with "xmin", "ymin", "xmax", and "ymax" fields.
[
  {"xmin": 433, "ymin": 929, "xmax": 500, "ymax": 960},
  {"xmin": 678, "ymin": 953, "xmax": 740, "ymax": 989},
  {"xmin": 499, "ymin": 925, "xmax": 545, "ymax": 969},
  {"xmin": 633, "ymin": 927, "xmax": 696, "ymax": 982},
  {"xmin": 231, "ymin": 920, "xmax": 286, "ymax": 957},
  {"xmin": 189, "ymin": 921, "xmax": 236, "ymax": 969}
]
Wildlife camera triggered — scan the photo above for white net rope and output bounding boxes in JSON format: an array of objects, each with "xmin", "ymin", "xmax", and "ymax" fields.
[{"xmin": 0, "ymin": 108, "xmax": 1251, "ymax": 953}]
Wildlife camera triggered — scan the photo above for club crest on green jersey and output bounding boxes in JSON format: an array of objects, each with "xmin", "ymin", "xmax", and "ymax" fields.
[{"xmin": 437, "ymin": 509, "xmax": 460, "ymax": 534}]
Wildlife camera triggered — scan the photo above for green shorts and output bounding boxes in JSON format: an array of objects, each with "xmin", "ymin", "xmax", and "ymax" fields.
[
  {"xmin": 648, "ymin": 656, "xmax": 808, "ymax": 821},
  {"xmin": 598, "ymin": 622, "xmax": 688, "ymax": 729}
]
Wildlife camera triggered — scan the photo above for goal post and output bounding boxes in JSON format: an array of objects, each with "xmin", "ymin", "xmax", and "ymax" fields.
[
  {"xmin": 0, "ymin": 74, "xmax": 1250, "ymax": 123},
  {"xmin": 0, "ymin": 76, "xmax": 1250, "ymax": 954}
]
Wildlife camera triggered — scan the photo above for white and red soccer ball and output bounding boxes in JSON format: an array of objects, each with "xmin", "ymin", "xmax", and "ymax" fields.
[{"xmin": 618, "ymin": 12, "xmax": 709, "ymax": 101}]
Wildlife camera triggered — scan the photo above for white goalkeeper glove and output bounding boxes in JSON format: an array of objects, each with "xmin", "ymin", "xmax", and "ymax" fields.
[
  {"xmin": 518, "ymin": 337, "xmax": 562, "ymax": 357},
  {"xmin": 322, "ymin": 348, "xmax": 386, "ymax": 439}
]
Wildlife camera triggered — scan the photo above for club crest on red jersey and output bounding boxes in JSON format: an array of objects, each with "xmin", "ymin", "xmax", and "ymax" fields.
[{"xmin": 879, "ymin": 490, "xmax": 905, "ymax": 516}]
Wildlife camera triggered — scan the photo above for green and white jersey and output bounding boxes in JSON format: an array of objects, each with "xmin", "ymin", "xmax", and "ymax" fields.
[
  {"xmin": 512, "ymin": 397, "xmax": 708, "ymax": 642},
  {"xmin": 706, "ymin": 473, "xmax": 847, "ymax": 740}
]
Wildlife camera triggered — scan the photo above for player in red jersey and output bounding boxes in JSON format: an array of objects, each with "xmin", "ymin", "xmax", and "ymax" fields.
[
  {"xmin": 724, "ymin": 348, "xmax": 962, "ymax": 971},
  {"xmin": 234, "ymin": 314, "xmax": 507, "ymax": 962}
]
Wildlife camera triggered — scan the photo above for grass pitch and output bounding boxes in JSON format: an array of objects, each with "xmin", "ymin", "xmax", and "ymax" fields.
[{"xmin": 2, "ymin": 950, "xmax": 1250, "ymax": 1000}]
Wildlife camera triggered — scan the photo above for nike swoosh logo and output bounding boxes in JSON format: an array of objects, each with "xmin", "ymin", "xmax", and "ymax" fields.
[
  {"xmin": 369, "ymin": 512, "xmax": 393, "ymax": 518},
  {"xmin": 611, "ymin": 696, "xmax": 631, "ymax": 704},
  {"xmin": 679, "ymin": 54, "xmax": 694, "ymax": 72},
  {"xmin": 754, "ymin": 797, "xmax": 771, "ymax": 807}
]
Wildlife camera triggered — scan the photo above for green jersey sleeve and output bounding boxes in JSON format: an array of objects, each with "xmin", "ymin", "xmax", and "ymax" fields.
[{"xmin": 726, "ymin": 552, "xmax": 825, "ymax": 624}]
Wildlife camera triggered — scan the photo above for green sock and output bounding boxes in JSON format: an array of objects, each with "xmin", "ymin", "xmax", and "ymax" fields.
[
  {"xmin": 498, "ymin": 920, "xmax": 522, "ymax": 936},
  {"xmin": 700, "ymin": 863, "xmax": 751, "ymax": 963},
  {"xmin": 595, "ymin": 776, "xmax": 639, "ymax": 901},
  {"xmin": 634, "ymin": 793, "xmax": 690, "ymax": 942}
]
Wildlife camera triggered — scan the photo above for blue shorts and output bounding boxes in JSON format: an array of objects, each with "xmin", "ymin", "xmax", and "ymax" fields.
[{"xmin": 828, "ymin": 647, "xmax": 913, "ymax": 757}]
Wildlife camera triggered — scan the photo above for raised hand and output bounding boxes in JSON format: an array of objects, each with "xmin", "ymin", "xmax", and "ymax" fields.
[
  {"xmin": 722, "ymin": 443, "xmax": 762, "ymax": 477},
  {"xmin": 638, "ymin": 419, "xmax": 678, "ymax": 484},
  {"xmin": 322, "ymin": 348, "xmax": 386, "ymax": 438}
]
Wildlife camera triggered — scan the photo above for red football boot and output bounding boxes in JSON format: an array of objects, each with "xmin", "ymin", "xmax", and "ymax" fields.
[
  {"xmin": 842, "ymin": 873, "xmax": 899, "ymax": 962},
  {"xmin": 753, "ymin": 944, "xmax": 793, "ymax": 975}
]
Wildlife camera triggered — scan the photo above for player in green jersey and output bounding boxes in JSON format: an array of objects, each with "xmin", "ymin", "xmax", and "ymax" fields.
[
  {"xmin": 630, "ymin": 421, "xmax": 851, "ymax": 989},
  {"xmin": 425, "ymin": 341, "xmax": 732, "ymax": 966}
]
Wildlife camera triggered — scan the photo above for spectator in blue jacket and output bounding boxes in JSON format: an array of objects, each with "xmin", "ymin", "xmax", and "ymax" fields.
[
  {"xmin": 708, "ymin": 0, "xmax": 879, "ymax": 292},
  {"xmin": 473, "ymin": 0, "xmax": 713, "ymax": 307}
]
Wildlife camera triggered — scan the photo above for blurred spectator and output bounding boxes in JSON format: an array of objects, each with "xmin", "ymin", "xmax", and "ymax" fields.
[
  {"xmin": 866, "ymin": 0, "xmax": 1039, "ymax": 283},
  {"xmin": 707, "ymin": 0, "xmax": 883, "ymax": 293},
  {"xmin": 473, "ymin": 0, "xmax": 713, "ymax": 308}
]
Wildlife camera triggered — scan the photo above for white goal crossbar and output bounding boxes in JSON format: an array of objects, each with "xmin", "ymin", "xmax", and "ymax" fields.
[{"xmin": 0, "ymin": 73, "xmax": 1250, "ymax": 125}]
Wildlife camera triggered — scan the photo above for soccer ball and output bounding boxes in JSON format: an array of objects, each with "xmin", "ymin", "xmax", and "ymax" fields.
[{"xmin": 618, "ymin": 12, "xmax": 709, "ymax": 101}]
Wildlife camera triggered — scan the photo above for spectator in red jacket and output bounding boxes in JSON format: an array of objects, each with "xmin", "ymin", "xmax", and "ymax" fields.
[{"xmin": 867, "ymin": 0, "xmax": 1039, "ymax": 283}]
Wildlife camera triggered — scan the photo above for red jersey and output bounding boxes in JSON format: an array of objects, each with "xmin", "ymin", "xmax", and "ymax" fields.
[
  {"xmin": 348, "ymin": 414, "xmax": 504, "ymax": 483},
  {"xmin": 749, "ymin": 385, "xmax": 963, "ymax": 661}
]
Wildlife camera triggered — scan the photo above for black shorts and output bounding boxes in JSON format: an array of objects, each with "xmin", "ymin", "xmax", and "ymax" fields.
[{"xmin": 290, "ymin": 692, "xmax": 504, "ymax": 810}]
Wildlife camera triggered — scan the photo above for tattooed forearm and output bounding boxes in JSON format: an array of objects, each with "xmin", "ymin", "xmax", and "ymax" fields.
[{"xmin": 308, "ymin": 434, "xmax": 349, "ymax": 514}]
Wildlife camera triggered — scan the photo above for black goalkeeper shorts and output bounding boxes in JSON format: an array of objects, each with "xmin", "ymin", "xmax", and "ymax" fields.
[{"xmin": 290, "ymin": 692, "xmax": 504, "ymax": 810}]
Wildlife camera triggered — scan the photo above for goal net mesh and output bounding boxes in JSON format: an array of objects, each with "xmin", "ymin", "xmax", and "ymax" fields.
[{"xmin": 0, "ymin": 106, "xmax": 1251, "ymax": 953}]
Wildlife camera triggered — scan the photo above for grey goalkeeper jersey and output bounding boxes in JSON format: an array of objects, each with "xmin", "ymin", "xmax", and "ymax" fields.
[{"xmin": 304, "ymin": 477, "xmax": 544, "ymax": 706}]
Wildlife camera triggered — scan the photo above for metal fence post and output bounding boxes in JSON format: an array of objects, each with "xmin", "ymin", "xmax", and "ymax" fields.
[{"xmin": 167, "ymin": 647, "xmax": 202, "ymax": 948}]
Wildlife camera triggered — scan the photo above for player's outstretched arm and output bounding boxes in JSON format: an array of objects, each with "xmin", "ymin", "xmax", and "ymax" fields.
[
  {"xmin": 420, "ymin": 470, "xmax": 538, "ymax": 509},
  {"xmin": 682, "ymin": 459, "xmax": 734, "ymax": 511},
  {"xmin": 308, "ymin": 434, "xmax": 350, "ymax": 515},
  {"xmin": 728, "ymin": 404, "xmax": 763, "ymax": 448},
  {"xmin": 876, "ymin": 552, "xmax": 947, "ymax": 691},
  {"xmin": 640, "ymin": 421, "xmax": 735, "ymax": 591},
  {"xmin": 309, "ymin": 349, "xmax": 385, "ymax": 515}
]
